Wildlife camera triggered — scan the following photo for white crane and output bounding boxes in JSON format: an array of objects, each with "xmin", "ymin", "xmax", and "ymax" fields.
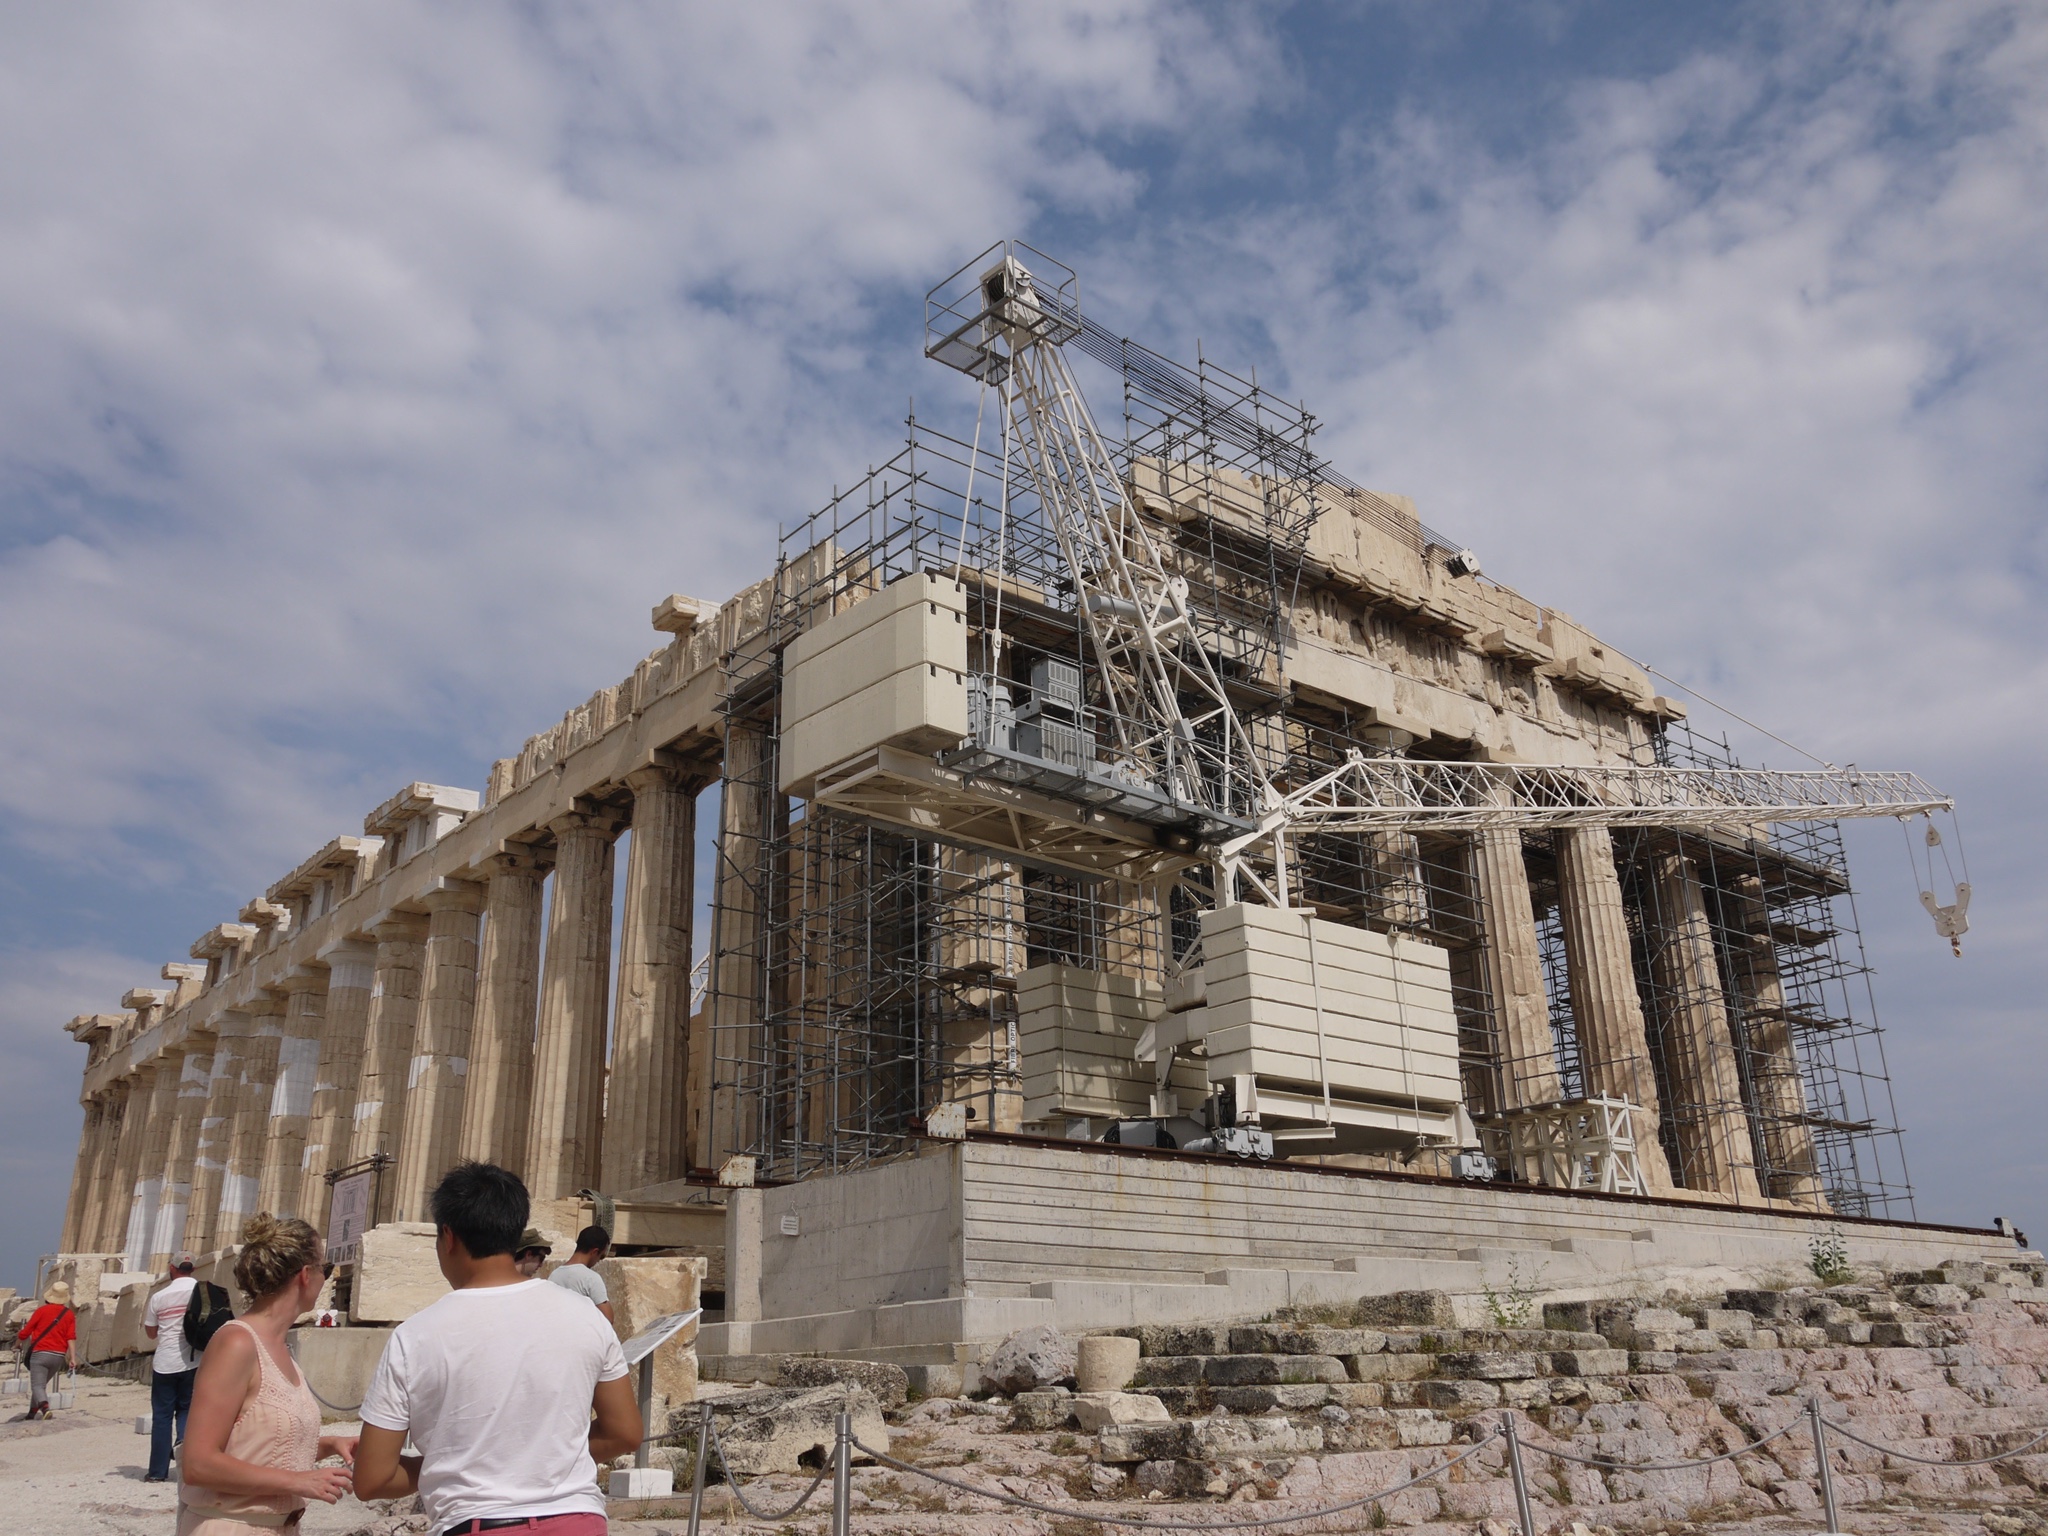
[{"xmin": 923, "ymin": 243, "xmax": 1959, "ymax": 931}]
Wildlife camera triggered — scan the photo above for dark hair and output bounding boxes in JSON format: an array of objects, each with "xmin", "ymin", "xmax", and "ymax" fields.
[
  {"xmin": 575, "ymin": 1224, "xmax": 611, "ymax": 1254},
  {"xmin": 430, "ymin": 1163, "xmax": 530, "ymax": 1259}
]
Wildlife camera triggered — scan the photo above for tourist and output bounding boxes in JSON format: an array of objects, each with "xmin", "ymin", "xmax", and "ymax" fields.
[
  {"xmin": 353, "ymin": 1162, "xmax": 640, "ymax": 1535},
  {"xmin": 16, "ymin": 1280, "xmax": 77, "ymax": 1421},
  {"xmin": 141, "ymin": 1252, "xmax": 201, "ymax": 1481},
  {"xmin": 548, "ymin": 1224, "xmax": 615, "ymax": 1323},
  {"xmin": 514, "ymin": 1228, "xmax": 551, "ymax": 1278},
  {"xmin": 178, "ymin": 1215, "xmax": 357, "ymax": 1533}
]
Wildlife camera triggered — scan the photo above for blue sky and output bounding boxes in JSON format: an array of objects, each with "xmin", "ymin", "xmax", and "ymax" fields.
[{"xmin": 2, "ymin": 2, "xmax": 2043, "ymax": 1292}]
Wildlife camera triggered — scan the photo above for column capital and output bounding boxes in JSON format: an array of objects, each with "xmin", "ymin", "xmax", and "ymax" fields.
[
  {"xmin": 279, "ymin": 968, "xmax": 329, "ymax": 995},
  {"xmin": 476, "ymin": 846, "xmax": 550, "ymax": 879},
  {"xmin": 421, "ymin": 877, "xmax": 486, "ymax": 915},
  {"xmin": 369, "ymin": 911, "xmax": 432, "ymax": 945},
  {"xmin": 316, "ymin": 936, "xmax": 378, "ymax": 966},
  {"xmin": 547, "ymin": 808, "xmax": 624, "ymax": 841}
]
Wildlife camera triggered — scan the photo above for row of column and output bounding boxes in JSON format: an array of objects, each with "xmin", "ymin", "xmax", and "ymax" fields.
[
  {"xmin": 72, "ymin": 763, "xmax": 706, "ymax": 1267},
  {"xmin": 1468, "ymin": 821, "xmax": 1818, "ymax": 1205}
]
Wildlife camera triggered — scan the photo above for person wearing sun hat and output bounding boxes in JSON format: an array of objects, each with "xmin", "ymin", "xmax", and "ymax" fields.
[
  {"xmin": 513, "ymin": 1229, "xmax": 551, "ymax": 1278},
  {"xmin": 17, "ymin": 1281, "xmax": 77, "ymax": 1420}
]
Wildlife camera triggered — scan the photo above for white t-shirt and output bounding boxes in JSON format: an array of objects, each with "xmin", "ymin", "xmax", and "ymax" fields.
[
  {"xmin": 146, "ymin": 1276, "xmax": 197, "ymax": 1374},
  {"xmin": 358, "ymin": 1279, "xmax": 628, "ymax": 1530},
  {"xmin": 549, "ymin": 1263, "xmax": 608, "ymax": 1307}
]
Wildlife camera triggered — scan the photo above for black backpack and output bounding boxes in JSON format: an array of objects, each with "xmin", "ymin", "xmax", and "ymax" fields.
[{"xmin": 185, "ymin": 1282, "xmax": 234, "ymax": 1352}]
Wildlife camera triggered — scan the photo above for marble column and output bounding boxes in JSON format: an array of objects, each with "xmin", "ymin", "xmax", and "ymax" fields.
[
  {"xmin": 526, "ymin": 810, "xmax": 618, "ymax": 1199},
  {"xmin": 105, "ymin": 1068, "xmax": 159, "ymax": 1264},
  {"xmin": 708, "ymin": 725, "xmax": 769, "ymax": 1169},
  {"xmin": 124, "ymin": 1063, "xmax": 182, "ymax": 1271},
  {"xmin": 218, "ymin": 995, "xmax": 286, "ymax": 1239},
  {"xmin": 345, "ymin": 914, "xmax": 431, "ymax": 1199},
  {"xmin": 1725, "ymin": 883, "xmax": 1825, "ymax": 1206},
  {"xmin": 1554, "ymin": 826, "xmax": 1677, "ymax": 1195},
  {"xmin": 457, "ymin": 851, "xmax": 547, "ymax": 1178},
  {"xmin": 60, "ymin": 1097, "xmax": 107, "ymax": 1253},
  {"xmin": 256, "ymin": 972, "xmax": 327, "ymax": 1219},
  {"xmin": 185, "ymin": 1018, "xmax": 253, "ymax": 1255},
  {"xmin": 392, "ymin": 881, "xmax": 485, "ymax": 1220},
  {"xmin": 1469, "ymin": 830, "xmax": 1560, "ymax": 1108},
  {"xmin": 298, "ymin": 940, "xmax": 376, "ymax": 1229},
  {"xmin": 603, "ymin": 768, "xmax": 697, "ymax": 1191},
  {"xmin": 150, "ymin": 1038, "xmax": 217, "ymax": 1269},
  {"xmin": 81, "ymin": 1085, "xmax": 129, "ymax": 1253},
  {"xmin": 1646, "ymin": 852, "xmax": 1764, "ymax": 1203}
]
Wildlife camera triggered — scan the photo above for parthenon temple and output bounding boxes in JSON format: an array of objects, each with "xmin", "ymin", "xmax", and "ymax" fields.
[{"xmin": 47, "ymin": 245, "xmax": 2000, "ymax": 1371}]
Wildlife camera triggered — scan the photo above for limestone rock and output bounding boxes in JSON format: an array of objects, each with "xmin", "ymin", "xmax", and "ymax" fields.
[
  {"xmin": 1416, "ymin": 1378, "xmax": 1503, "ymax": 1409},
  {"xmin": 1349, "ymin": 1352, "xmax": 1436, "ymax": 1382},
  {"xmin": 903, "ymin": 1362, "xmax": 963, "ymax": 1400},
  {"xmin": 1211, "ymin": 1384, "xmax": 1332, "ymax": 1412},
  {"xmin": 686, "ymin": 1383, "xmax": 888, "ymax": 1475},
  {"xmin": 599, "ymin": 1253, "xmax": 705, "ymax": 1424},
  {"xmin": 780, "ymin": 1356, "xmax": 908, "ymax": 1410},
  {"xmin": 1550, "ymin": 1349, "xmax": 1629, "ymax": 1377},
  {"xmin": 1351, "ymin": 1290, "xmax": 1456, "ymax": 1328},
  {"xmin": 1187, "ymin": 1414, "xmax": 1322, "ymax": 1458},
  {"xmin": 1229, "ymin": 1324, "xmax": 1387, "ymax": 1356},
  {"xmin": 351, "ymin": 1223, "xmax": 449, "ymax": 1324},
  {"xmin": 1075, "ymin": 1335, "xmax": 1140, "ymax": 1393},
  {"xmin": 1009, "ymin": 1390, "xmax": 1074, "ymax": 1430},
  {"xmin": 983, "ymin": 1324, "xmax": 1076, "ymax": 1394},
  {"xmin": 1203, "ymin": 1352, "xmax": 1348, "ymax": 1386},
  {"xmin": 1437, "ymin": 1351, "xmax": 1541, "ymax": 1380},
  {"xmin": 1098, "ymin": 1421, "xmax": 1190, "ymax": 1463},
  {"xmin": 1071, "ymin": 1391, "xmax": 1172, "ymax": 1432},
  {"xmin": 1117, "ymin": 1323, "xmax": 1229, "ymax": 1357}
]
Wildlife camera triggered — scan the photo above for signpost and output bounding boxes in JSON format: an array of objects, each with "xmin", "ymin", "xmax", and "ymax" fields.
[
  {"xmin": 620, "ymin": 1309, "xmax": 702, "ymax": 1472},
  {"xmin": 323, "ymin": 1156, "xmax": 389, "ymax": 1267}
]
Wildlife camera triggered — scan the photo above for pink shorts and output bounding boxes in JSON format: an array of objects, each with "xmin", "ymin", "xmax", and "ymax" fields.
[{"xmin": 440, "ymin": 1517, "xmax": 605, "ymax": 1536}]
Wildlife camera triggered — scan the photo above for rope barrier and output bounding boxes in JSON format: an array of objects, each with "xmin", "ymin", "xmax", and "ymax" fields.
[
  {"xmin": 705, "ymin": 1407, "xmax": 836, "ymax": 1521},
  {"xmin": 1516, "ymin": 1415, "xmax": 1804, "ymax": 1472},
  {"xmin": 851, "ymin": 1432, "xmax": 1500, "ymax": 1530},
  {"xmin": 1817, "ymin": 1416, "xmax": 2048, "ymax": 1468}
]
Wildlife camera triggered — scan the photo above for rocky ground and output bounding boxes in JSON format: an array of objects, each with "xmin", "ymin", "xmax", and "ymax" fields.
[{"xmin": 12, "ymin": 1257, "xmax": 2048, "ymax": 1536}]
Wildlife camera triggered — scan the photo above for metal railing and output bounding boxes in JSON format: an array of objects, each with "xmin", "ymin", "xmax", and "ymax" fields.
[{"xmin": 665, "ymin": 1393, "xmax": 2048, "ymax": 1536}]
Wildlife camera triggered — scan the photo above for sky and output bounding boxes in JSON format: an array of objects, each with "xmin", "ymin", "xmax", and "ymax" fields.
[{"xmin": 2, "ymin": 1, "xmax": 2042, "ymax": 1293}]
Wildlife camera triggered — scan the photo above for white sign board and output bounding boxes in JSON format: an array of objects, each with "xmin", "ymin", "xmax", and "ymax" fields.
[
  {"xmin": 326, "ymin": 1170, "xmax": 374, "ymax": 1265},
  {"xmin": 621, "ymin": 1307, "xmax": 701, "ymax": 1367}
]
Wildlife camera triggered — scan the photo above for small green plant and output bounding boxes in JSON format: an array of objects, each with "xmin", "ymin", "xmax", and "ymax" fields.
[
  {"xmin": 1050, "ymin": 1432, "xmax": 1080, "ymax": 1456},
  {"xmin": 1370, "ymin": 1502, "xmax": 1390, "ymax": 1529},
  {"xmin": 1809, "ymin": 1226, "xmax": 1852, "ymax": 1286},
  {"xmin": 1483, "ymin": 1256, "xmax": 1544, "ymax": 1329}
]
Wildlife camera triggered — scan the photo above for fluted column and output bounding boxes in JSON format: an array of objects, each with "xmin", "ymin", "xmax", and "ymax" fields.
[
  {"xmin": 458, "ymin": 851, "xmax": 547, "ymax": 1177},
  {"xmin": 1646, "ymin": 852, "xmax": 1763, "ymax": 1202},
  {"xmin": 605, "ymin": 767, "xmax": 697, "ymax": 1191},
  {"xmin": 150, "ymin": 1038, "xmax": 217, "ymax": 1269},
  {"xmin": 1469, "ymin": 830, "xmax": 1559, "ymax": 1109},
  {"xmin": 185, "ymin": 1017, "xmax": 253, "ymax": 1254},
  {"xmin": 392, "ymin": 881, "xmax": 486, "ymax": 1220},
  {"xmin": 256, "ymin": 972, "xmax": 327, "ymax": 1219},
  {"xmin": 68, "ymin": 1095, "xmax": 119, "ymax": 1252},
  {"xmin": 218, "ymin": 994, "xmax": 286, "ymax": 1241},
  {"xmin": 105, "ymin": 1067, "xmax": 160, "ymax": 1264},
  {"xmin": 346, "ymin": 914, "xmax": 431, "ymax": 1193},
  {"xmin": 298, "ymin": 940, "xmax": 375, "ymax": 1228},
  {"xmin": 709, "ymin": 724, "xmax": 769, "ymax": 1169},
  {"xmin": 1724, "ymin": 881, "xmax": 1824, "ymax": 1207},
  {"xmin": 61, "ymin": 1097, "xmax": 107, "ymax": 1252},
  {"xmin": 526, "ymin": 810, "xmax": 618, "ymax": 1199},
  {"xmin": 123, "ymin": 1063, "xmax": 182, "ymax": 1270},
  {"xmin": 1554, "ymin": 826, "xmax": 1677, "ymax": 1194}
]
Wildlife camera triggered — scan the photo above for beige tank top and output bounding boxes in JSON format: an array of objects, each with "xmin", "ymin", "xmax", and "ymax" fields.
[{"xmin": 179, "ymin": 1319, "xmax": 322, "ymax": 1519}]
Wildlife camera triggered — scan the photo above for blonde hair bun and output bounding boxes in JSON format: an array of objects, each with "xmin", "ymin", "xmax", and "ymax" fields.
[{"xmin": 232, "ymin": 1212, "xmax": 323, "ymax": 1300}]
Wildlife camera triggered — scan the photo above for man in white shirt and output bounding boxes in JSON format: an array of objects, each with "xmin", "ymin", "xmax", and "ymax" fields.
[
  {"xmin": 141, "ymin": 1253, "xmax": 199, "ymax": 1482},
  {"xmin": 548, "ymin": 1225, "xmax": 614, "ymax": 1324},
  {"xmin": 353, "ymin": 1163, "xmax": 641, "ymax": 1536}
]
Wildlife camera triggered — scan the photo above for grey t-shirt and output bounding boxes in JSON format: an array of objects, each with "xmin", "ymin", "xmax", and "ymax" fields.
[{"xmin": 549, "ymin": 1263, "xmax": 608, "ymax": 1307}]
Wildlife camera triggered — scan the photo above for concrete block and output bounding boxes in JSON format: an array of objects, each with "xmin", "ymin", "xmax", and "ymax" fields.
[
  {"xmin": 351, "ymin": 1223, "xmax": 449, "ymax": 1324},
  {"xmin": 1076, "ymin": 1336, "xmax": 1140, "ymax": 1393},
  {"xmin": 1549, "ymin": 1349, "xmax": 1629, "ymax": 1377},
  {"xmin": 1118, "ymin": 1323, "xmax": 1230, "ymax": 1357},
  {"xmin": 1202, "ymin": 1353, "xmax": 1348, "ymax": 1386},
  {"xmin": 904, "ymin": 1362, "xmax": 963, "ymax": 1400},
  {"xmin": 598, "ymin": 1254, "xmax": 704, "ymax": 1422},
  {"xmin": 1186, "ymin": 1416, "xmax": 1323, "ymax": 1459},
  {"xmin": 1228, "ymin": 1325, "xmax": 1387, "ymax": 1357},
  {"xmin": 1350, "ymin": 1291, "xmax": 1456, "ymax": 1328},
  {"xmin": 1436, "ymin": 1351, "xmax": 1541, "ymax": 1380},
  {"xmin": 610, "ymin": 1467, "xmax": 673, "ymax": 1498},
  {"xmin": 1349, "ymin": 1353, "xmax": 1436, "ymax": 1382},
  {"xmin": 1211, "ymin": 1384, "xmax": 1333, "ymax": 1413},
  {"xmin": 1071, "ymin": 1391, "xmax": 1172, "ymax": 1432},
  {"xmin": 1097, "ymin": 1422, "xmax": 1190, "ymax": 1463},
  {"xmin": 1010, "ymin": 1390, "xmax": 1074, "ymax": 1430},
  {"xmin": 1415, "ymin": 1379, "xmax": 1502, "ymax": 1409}
]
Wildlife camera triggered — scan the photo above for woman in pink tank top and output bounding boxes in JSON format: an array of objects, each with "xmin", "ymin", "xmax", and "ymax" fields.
[{"xmin": 179, "ymin": 1215, "xmax": 359, "ymax": 1533}]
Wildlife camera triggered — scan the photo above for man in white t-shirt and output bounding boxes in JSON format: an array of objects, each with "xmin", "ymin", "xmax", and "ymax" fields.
[
  {"xmin": 354, "ymin": 1163, "xmax": 641, "ymax": 1535},
  {"xmin": 141, "ymin": 1254, "xmax": 199, "ymax": 1482}
]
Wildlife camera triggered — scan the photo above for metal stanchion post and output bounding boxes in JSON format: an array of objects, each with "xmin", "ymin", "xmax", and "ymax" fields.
[
  {"xmin": 687, "ymin": 1401, "xmax": 712, "ymax": 1536},
  {"xmin": 1503, "ymin": 1413, "xmax": 1536, "ymax": 1536},
  {"xmin": 635, "ymin": 1356, "xmax": 654, "ymax": 1470},
  {"xmin": 1809, "ymin": 1397, "xmax": 1842, "ymax": 1533},
  {"xmin": 833, "ymin": 1409, "xmax": 853, "ymax": 1536}
]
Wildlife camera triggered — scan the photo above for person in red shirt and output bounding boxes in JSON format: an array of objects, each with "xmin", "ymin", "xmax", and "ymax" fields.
[{"xmin": 16, "ymin": 1281, "xmax": 78, "ymax": 1420}]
